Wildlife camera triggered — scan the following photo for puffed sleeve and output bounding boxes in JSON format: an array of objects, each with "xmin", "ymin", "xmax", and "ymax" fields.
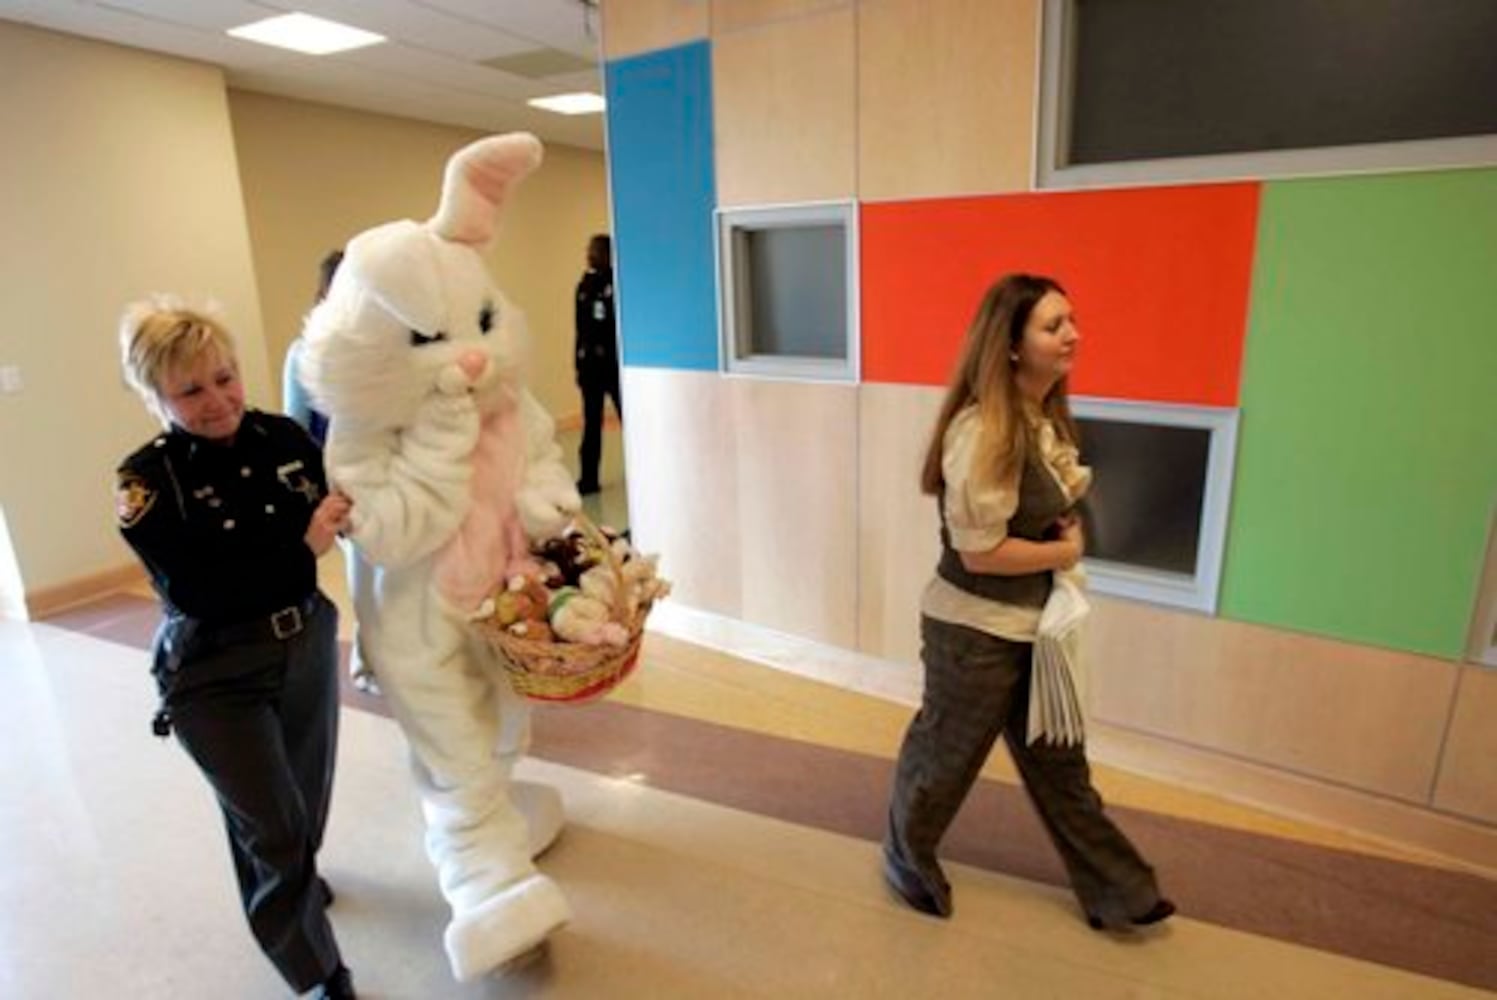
[{"xmin": 941, "ymin": 408, "xmax": 1019, "ymax": 552}]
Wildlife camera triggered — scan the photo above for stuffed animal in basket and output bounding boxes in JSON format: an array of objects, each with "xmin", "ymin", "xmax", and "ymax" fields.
[
  {"xmin": 299, "ymin": 133, "xmax": 578, "ymax": 981},
  {"xmin": 584, "ymin": 545, "xmax": 672, "ymax": 618},
  {"xmin": 493, "ymin": 574, "xmax": 554, "ymax": 642},
  {"xmin": 548, "ymin": 583, "xmax": 628, "ymax": 646}
]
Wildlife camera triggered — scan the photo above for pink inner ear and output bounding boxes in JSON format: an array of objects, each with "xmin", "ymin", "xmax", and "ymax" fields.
[
  {"xmin": 438, "ymin": 182, "xmax": 495, "ymax": 247},
  {"xmin": 445, "ymin": 160, "xmax": 519, "ymax": 245},
  {"xmin": 466, "ymin": 157, "xmax": 523, "ymax": 216},
  {"xmin": 432, "ymin": 135, "xmax": 543, "ymax": 247}
]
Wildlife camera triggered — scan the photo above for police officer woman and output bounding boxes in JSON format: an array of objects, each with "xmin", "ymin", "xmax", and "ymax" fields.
[{"xmin": 115, "ymin": 299, "xmax": 357, "ymax": 999}]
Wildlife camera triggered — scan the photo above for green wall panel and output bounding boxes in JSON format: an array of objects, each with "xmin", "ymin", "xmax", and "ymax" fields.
[{"xmin": 1222, "ymin": 168, "xmax": 1497, "ymax": 659}]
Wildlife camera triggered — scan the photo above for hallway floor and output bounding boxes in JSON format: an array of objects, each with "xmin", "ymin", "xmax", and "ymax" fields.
[{"xmin": 7, "ymin": 567, "xmax": 1495, "ymax": 998}]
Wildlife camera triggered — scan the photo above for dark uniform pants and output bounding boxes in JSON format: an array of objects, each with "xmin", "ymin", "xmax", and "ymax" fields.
[
  {"xmin": 578, "ymin": 368, "xmax": 621, "ymax": 490},
  {"xmin": 886, "ymin": 615, "xmax": 1161, "ymax": 925},
  {"xmin": 159, "ymin": 594, "xmax": 343, "ymax": 992}
]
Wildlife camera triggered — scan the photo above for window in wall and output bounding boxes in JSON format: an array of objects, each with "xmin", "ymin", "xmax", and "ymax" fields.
[
  {"xmin": 717, "ymin": 203, "xmax": 858, "ymax": 382},
  {"xmin": 1038, "ymin": 0, "xmax": 1497, "ymax": 189},
  {"xmin": 1072, "ymin": 398, "xmax": 1239, "ymax": 613}
]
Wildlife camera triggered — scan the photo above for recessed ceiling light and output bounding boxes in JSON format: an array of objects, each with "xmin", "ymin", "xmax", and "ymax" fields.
[
  {"xmin": 227, "ymin": 13, "xmax": 385, "ymax": 55},
  {"xmin": 527, "ymin": 92, "xmax": 606, "ymax": 116}
]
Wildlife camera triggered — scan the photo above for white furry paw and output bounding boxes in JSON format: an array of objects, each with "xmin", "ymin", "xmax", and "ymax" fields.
[
  {"xmin": 516, "ymin": 485, "xmax": 571, "ymax": 539},
  {"xmin": 444, "ymin": 874, "xmax": 570, "ymax": 982}
]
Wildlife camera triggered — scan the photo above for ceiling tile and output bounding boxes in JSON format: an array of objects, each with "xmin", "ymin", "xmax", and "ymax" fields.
[
  {"xmin": 419, "ymin": 0, "xmax": 602, "ymax": 58},
  {"xmin": 285, "ymin": 0, "xmax": 536, "ymax": 60}
]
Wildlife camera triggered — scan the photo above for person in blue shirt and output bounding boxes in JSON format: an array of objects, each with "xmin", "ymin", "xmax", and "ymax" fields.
[
  {"xmin": 282, "ymin": 250, "xmax": 379, "ymax": 695},
  {"xmin": 282, "ymin": 250, "xmax": 341, "ymax": 447}
]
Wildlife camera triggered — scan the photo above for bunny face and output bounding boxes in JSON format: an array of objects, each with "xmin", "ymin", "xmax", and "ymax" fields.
[
  {"xmin": 299, "ymin": 132, "xmax": 544, "ymax": 433},
  {"xmin": 301, "ymin": 221, "xmax": 526, "ymax": 430}
]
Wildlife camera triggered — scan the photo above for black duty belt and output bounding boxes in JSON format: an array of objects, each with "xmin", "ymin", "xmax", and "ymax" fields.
[{"xmin": 201, "ymin": 593, "xmax": 320, "ymax": 646}]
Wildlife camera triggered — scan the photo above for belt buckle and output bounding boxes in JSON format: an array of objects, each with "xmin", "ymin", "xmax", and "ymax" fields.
[{"xmin": 270, "ymin": 605, "xmax": 303, "ymax": 640}]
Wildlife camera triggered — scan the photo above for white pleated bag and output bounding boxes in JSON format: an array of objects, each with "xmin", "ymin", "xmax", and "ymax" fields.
[{"xmin": 1027, "ymin": 570, "xmax": 1091, "ymax": 747}]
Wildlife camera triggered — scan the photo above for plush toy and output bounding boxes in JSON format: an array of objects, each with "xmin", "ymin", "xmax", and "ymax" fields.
[
  {"xmin": 299, "ymin": 133, "xmax": 578, "ymax": 981},
  {"xmin": 580, "ymin": 547, "xmax": 673, "ymax": 620},
  {"xmin": 494, "ymin": 573, "xmax": 551, "ymax": 637},
  {"xmin": 534, "ymin": 531, "xmax": 601, "ymax": 587},
  {"xmin": 547, "ymin": 584, "xmax": 628, "ymax": 647}
]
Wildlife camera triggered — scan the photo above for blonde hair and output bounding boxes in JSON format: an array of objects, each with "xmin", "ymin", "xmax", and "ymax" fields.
[
  {"xmin": 920, "ymin": 274, "xmax": 1078, "ymax": 496},
  {"xmin": 119, "ymin": 297, "xmax": 238, "ymax": 423}
]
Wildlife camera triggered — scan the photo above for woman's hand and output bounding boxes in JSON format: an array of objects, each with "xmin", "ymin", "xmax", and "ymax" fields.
[
  {"xmin": 1055, "ymin": 517, "xmax": 1084, "ymax": 570},
  {"xmin": 305, "ymin": 490, "xmax": 353, "ymax": 556}
]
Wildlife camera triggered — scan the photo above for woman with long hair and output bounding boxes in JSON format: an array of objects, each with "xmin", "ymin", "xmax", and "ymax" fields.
[{"xmin": 883, "ymin": 273, "xmax": 1174, "ymax": 932}]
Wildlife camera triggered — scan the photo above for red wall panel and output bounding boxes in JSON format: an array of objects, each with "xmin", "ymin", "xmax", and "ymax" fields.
[{"xmin": 860, "ymin": 184, "xmax": 1260, "ymax": 405}]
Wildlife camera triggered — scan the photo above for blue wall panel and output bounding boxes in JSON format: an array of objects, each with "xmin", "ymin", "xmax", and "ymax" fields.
[{"xmin": 605, "ymin": 42, "xmax": 718, "ymax": 371}]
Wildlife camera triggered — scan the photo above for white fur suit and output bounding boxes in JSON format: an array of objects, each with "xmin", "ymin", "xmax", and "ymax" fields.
[{"xmin": 300, "ymin": 134, "xmax": 580, "ymax": 981}]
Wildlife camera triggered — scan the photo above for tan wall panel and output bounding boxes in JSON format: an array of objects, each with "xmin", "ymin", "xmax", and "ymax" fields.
[
  {"xmin": 1091, "ymin": 722, "xmax": 1497, "ymax": 874},
  {"xmin": 621, "ymin": 368, "xmax": 742, "ymax": 619},
  {"xmin": 713, "ymin": 8, "xmax": 857, "ymax": 206},
  {"xmin": 711, "ymin": 0, "xmax": 851, "ymax": 34},
  {"xmin": 602, "ymin": 0, "xmax": 709, "ymax": 60},
  {"xmin": 0, "ymin": 23, "xmax": 267, "ymax": 594},
  {"xmin": 732, "ymin": 379, "xmax": 859, "ymax": 648},
  {"xmin": 858, "ymin": 0, "xmax": 1038, "ymax": 199},
  {"xmin": 1087, "ymin": 597, "xmax": 1460, "ymax": 802},
  {"xmin": 1433, "ymin": 667, "xmax": 1497, "ymax": 823},
  {"xmin": 857, "ymin": 383, "xmax": 944, "ymax": 664}
]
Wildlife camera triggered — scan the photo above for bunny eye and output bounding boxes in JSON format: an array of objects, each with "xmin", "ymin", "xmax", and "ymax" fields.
[
  {"xmin": 410, "ymin": 329, "xmax": 448, "ymax": 347},
  {"xmin": 478, "ymin": 302, "xmax": 496, "ymax": 335}
]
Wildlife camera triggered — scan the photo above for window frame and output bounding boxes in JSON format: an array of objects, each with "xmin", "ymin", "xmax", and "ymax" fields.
[
  {"xmin": 1071, "ymin": 396, "xmax": 1240, "ymax": 614},
  {"xmin": 715, "ymin": 201, "xmax": 860, "ymax": 383},
  {"xmin": 1036, "ymin": 0, "xmax": 1497, "ymax": 192}
]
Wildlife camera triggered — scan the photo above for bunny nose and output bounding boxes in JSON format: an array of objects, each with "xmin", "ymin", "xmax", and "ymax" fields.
[{"xmin": 457, "ymin": 350, "xmax": 487, "ymax": 381}]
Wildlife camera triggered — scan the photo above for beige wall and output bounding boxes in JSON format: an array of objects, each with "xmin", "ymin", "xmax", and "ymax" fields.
[
  {"xmin": 622, "ymin": 368, "xmax": 859, "ymax": 648},
  {"xmin": 857, "ymin": 0, "xmax": 1037, "ymax": 199},
  {"xmin": 0, "ymin": 20, "xmax": 268, "ymax": 597},
  {"xmin": 227, "ymin": 90, "xmax": 610, "ymax": 422},
  {"xmin": 602, "ymin": 0, "xmax": 708, "ymax": 59},
  {"xmin": 712, "ymin": 6, "xmax": 857, "ymax": 206},
  {"xmin": 0, "ymin": 23, "xmax": 607, "ymax": 605}
]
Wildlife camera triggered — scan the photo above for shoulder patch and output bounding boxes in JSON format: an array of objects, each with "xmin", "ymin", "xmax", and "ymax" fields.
[{"xmin": 116, "ymin": 471, "xmax": 157, "ymax": 528}]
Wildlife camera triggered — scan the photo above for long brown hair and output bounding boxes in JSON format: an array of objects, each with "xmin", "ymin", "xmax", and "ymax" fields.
[{"xmin": 920, "ymin": 273, "xmax": 1079, "ymax": 495}]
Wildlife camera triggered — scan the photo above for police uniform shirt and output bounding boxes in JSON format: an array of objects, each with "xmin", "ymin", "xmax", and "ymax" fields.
[
  {"xmin": 574, "ymin": 266, "xmax": 616, "ymax": 376},
  {"xmin": 116, "ymin": 410, "xmax": 327, "ymax": 625}
]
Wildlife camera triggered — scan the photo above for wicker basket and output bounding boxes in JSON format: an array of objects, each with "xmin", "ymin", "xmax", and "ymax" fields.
[{"xmin": 473, "ymin": 514, "xmax": 650, "ymax": 704}]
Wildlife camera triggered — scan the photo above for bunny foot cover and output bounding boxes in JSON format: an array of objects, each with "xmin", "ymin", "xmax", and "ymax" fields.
[
  {"xmin": 444, "ymin": 873, "xmax": 570, "ymax": 981},
  {"xmin": 513, "ymin": 780, "xmax": 564, "ymax": 858}
]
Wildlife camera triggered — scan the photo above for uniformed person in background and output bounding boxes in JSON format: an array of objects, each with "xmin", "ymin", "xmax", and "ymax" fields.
[
  {"xmin": 115, "ymin": 299, "xmax": 357, "ymax": 999},
  {"xmin": 574, "ymin": 232, "xmax": 620, "ymax": 496}
]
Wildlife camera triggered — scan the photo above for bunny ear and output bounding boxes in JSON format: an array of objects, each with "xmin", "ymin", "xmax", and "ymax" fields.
[{"xmin": 430, "ymin": 132, "xmax": 544, "ymax": 246}]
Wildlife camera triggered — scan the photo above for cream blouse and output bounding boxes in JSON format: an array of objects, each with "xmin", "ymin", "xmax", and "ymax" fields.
[{"xmin": 921, "ymin": 405, "xmax": 1091, "ymax": 642}]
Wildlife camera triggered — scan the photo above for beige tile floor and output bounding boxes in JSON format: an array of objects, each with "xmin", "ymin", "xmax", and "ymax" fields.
[
  {"xmin": 553, "ymin": 424, "xmax": 629, "ymax": 532},
  {"xmin": 4, "ymin": 618, "xmax": 1490, "ymax": 999},
  {"xmin": 299, "ymin": 537, "xmax": 1452, "ymax": 874}
]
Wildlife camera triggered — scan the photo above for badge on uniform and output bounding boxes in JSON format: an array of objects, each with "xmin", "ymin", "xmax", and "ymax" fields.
[
  {"xmin": 116, "ymin": 471, "xmax": 156, "ymax": 528},
  {"xmin": 276, "ymin": 460, "xmax": 322, "ymax": 504}
]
